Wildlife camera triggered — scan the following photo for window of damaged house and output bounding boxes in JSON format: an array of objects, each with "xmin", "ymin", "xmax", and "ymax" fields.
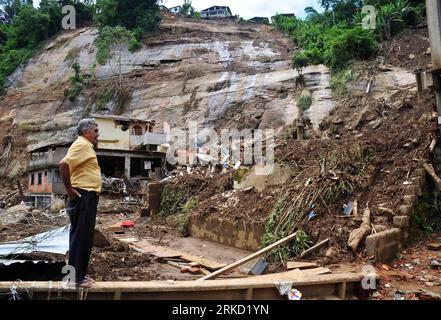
[
  {"xmin": 38, "ymin": 172, "xmax": 42, "ymax": 185},
  {"xmin": 132, "ymin": 125, "xmax": 143, "ymax": 135},
  {"xmin": 30, "ymin": 173, "xmax": 35, "ymax": 185}
]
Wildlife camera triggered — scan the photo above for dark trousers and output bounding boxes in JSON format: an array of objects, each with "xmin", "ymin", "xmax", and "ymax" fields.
[{"xmin": 66, "ymin": 189, "xmax": 98, "ymax": 282}]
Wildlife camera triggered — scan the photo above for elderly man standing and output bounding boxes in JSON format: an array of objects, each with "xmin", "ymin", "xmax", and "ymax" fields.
[{"xmin": 59, "ymin": 119, "xmax": 102, "ymax": 288}]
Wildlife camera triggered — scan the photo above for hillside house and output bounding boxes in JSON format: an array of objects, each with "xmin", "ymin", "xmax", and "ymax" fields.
[
  {"xmin": 200, "ymin": 6, "xmax": 232, "ymax": 19},
  {"xmin": 27, "ymin": 115, "xmax": 167, "ymax": 209},
  {"xmin": 169, "ymin": 6, "xmax": 182, "ymax": 15},
  {"xmin": 249, "ymin": 17, "xmax": 270, "ymax": 24}
]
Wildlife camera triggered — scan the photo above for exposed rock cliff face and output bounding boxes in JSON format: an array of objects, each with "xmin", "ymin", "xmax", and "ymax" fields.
[
  {"xmin": 0, "ymin": 14, "xmax": 335, "ymax": 151},
  {"xmin": 0, "ymin": 13, "xmax": 417, "ymax": 153}
]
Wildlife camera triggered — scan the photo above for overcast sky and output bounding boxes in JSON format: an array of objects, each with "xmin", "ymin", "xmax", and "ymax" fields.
[{"xmin": 30, "ymin": 1, "xmax": 322, "ymax": 20}]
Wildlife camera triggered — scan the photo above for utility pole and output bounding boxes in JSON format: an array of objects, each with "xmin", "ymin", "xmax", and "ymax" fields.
[{"xmin": 426, "ymin": 0, "xmax": 441, "ymax": 130}]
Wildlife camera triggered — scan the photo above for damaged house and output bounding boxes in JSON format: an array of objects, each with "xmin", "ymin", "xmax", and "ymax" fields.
[{"xmin": 27, "ymin": 115, "xmax": 167, "ymax": 209}]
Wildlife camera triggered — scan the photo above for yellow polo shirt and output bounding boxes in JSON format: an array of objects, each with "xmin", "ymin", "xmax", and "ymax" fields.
[{"xmin": 63, "ymin": 136, "xmax": 102, "ymax": 192}]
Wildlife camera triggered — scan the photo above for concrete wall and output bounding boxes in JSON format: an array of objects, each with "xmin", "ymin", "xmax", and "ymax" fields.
[
  {"xmin": 28, "ymin": 170, "xmax": 52, "ymax": 194},
  {"xmin": 188, "ymin": 215, "xmax": 265, "ymax": 251},
  {"xmin": 365, "ymin": 166, "xmax": 429, "ymax": 263}
]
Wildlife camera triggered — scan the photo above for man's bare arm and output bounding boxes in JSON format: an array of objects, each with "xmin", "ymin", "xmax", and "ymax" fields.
[{"xmin": 59, "ymin": 160, "xmax": 81, "ymax": 199}]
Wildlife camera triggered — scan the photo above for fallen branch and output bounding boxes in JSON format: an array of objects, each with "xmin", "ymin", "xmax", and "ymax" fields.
[
  {"xmin": 197, "ymin": 231, "xmax": 300, "ymax": 281},
  {"xmin": 430, "ymin": 139, "xmax": 437, "ymax": 153},
  {"xmin": 348, "ymin": 207, "xmax": 372, "ymax": 251},
  {"xmin": 423, "ymin": 163, "xmax": 441, "ymax": 189},
  {"xmin": 299, "ymin": 238, "xmax": 329, "ymax": 258}
]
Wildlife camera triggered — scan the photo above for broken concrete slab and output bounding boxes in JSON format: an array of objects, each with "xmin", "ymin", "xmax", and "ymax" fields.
[{"xmin": 366, "ymin": 228, "xmax": 402, "ymax": 263}]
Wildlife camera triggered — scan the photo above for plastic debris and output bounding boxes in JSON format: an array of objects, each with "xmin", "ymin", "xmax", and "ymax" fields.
[
  {"xmin": 275, "ymin": 281, "xmax": 293, "ymax": 295},
  {"xmin": 288, "ymin": 289, "xmax": 302, "ymax": 300},
  {"xmin": 233, "ymin": 161, "xmax": 241, "ymax": 170},
  {"xmin": 249, "ymin": 259, "xmax": 269, "ymax": 275},
  {"xmin": 308, "ymin": 211, "xmax": 317, "ymax": 221},
  {"xmin": 121, "ymin": 220, "xmax": 135, "ymax": 228},
  {"xmin": 307, "ymin": 204, "xmax": 317, "ymax": 221},
  {"xmin": 343, "ymin": 201, "xmax": 353, "ymax": 216}
]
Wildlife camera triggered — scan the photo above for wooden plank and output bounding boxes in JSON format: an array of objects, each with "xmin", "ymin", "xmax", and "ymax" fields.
[
  {"xmin": 300, "ymin": 267, "xmax": 332, "ymax": 276},
  {"xmin": 245, "ymin": 288, "xmax": 253, "ymax": 300},
  {"xmin": 179, "ymin": 253, "xmax": 226, "ymax": 270},
  {"xmin": 286, "ymin": 261, "xmax": 318, "ymax": 270},
  {"xmin": 0, "ymin": 272, "xmax": 364, "ymax": 293},
  {"xmin": 115, "ymin": 236, "xmax": 140, "ymax": 243},
  {"xmin": 129, "ymin": 240, "xmax": 226, "ymax": 269},
  {"xmin": 130, "ymin": 240, "xmax": 182, "ymax": 258},
  {"xmin": 198, "ymin": 231, "xmax": 300, "ymax": 281},
  {"xmin": 338, "ymin": 281, "xmax": 347, "ymax": 299}
]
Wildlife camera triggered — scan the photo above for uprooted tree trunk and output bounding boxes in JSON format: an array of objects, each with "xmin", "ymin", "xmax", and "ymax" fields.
[{"xmin": 348, "ymin": 207, "xmax": 371, "ymax": 252}]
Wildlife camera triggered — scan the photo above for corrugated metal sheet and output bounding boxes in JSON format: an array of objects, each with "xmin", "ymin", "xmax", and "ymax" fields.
[{"xmin": 0, "ymin": 226, "xmax": 69, "ymax": 256}]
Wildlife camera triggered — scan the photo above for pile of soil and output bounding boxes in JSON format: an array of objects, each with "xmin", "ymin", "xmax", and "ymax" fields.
[
  {"xmin": 380, "ymin": 28, "xmax": 431, "ymax": 71},
  {"xmin": 374, "ymin": 232, "xmax": 441, "ymax": 300},
  {"xmin": 164, "ymin": 84, "xmax": 438, "ymax": 262},
  {"xmin": 88, "ymin": 238, "xmax": 156, "ymax": 281}
]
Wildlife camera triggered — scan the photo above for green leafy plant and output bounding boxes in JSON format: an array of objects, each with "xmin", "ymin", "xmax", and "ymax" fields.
[
  {"xmin": 330, "ymin": 67, "xmax": 354, "ymax": 96},
  {"xmin": 177, "ymin": 197, "xmax": 198, "ymax": 236},
  {"xmin": 160, "ymin": 185, "xmax": 187, "ymax": 216},
  {"xmin": 65, "ymin": 60, "xmax": 92, "ymax": 101},
  {"xmin": 94, "ymin": 25, "xmax": 132, "ymax": 65},
  {"xmin": 291, "ymin": 230, "xmax": 313, "ymax": 256},
  {"xmin": 297, "ymin": 91, "xmax": 312, "ymax": 111},
  {"xmin": 292, "ymin": 51, "xmax": 309, "ymax": 76},
  {"xmin": 94, "ymin": 0, "xmax": 160, "ymax": 31}
]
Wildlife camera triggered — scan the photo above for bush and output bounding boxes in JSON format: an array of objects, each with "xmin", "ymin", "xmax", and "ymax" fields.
[
  {"xmin": 128, "ymin": 37, "xmax": 141, "ymax": 52},
  {"xmin": 272, "ymin": 0, "xmax": 424, "ymax": 73},
  {"xmin": 323, "ymin": 27, "xmax": 378, "ymax": 70},
  {"xmin": 0, "ymin": 47, "xmax": 36, "ymax": 88},
  {"xmin": 292, "ymin": 51, "xmax": 309, "ymax": 75},
  {"xmin": 177, "ymin": 197, "xmax": 198, "ymax": 236},
  {"xmin": 95, "ymin": 0, "xmax": 160, "ymax": 32},
  {"xmin": 0, "ymin": 2, "xmax": 95, "ymax": 93},
  {"xmin": 160, "ymin": 185, "xmax": 187, "ymax": 216},
  {"xmin": 330, "ymin": 68, "xmax": 354, "ymax": 96},
  {"xmin": 272, "ymin": 14, "xmax": 301, "ymax": 35},
  {"xmin": 94, "ymin": 25, "xmax": 132, "ymax": 65},
  {"xmin": 297, "ymin": 91, "xmax": 312, "ymax": 111},
  {"xmin": 65, "ymin": 61, "xmax": 92, "ymax": 101},
  {"xmin": 303, "ymin": 47, "xmax": 325, "ymax": 65},
  {"xmin": 8, "ymin": 5, "xmax": 49, "ymax": 48}
]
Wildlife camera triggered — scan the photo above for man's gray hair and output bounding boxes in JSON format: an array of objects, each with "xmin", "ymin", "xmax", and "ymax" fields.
[{"xmin": 77, "ymin": 118, "xmax": 98, "ymax": 136}]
